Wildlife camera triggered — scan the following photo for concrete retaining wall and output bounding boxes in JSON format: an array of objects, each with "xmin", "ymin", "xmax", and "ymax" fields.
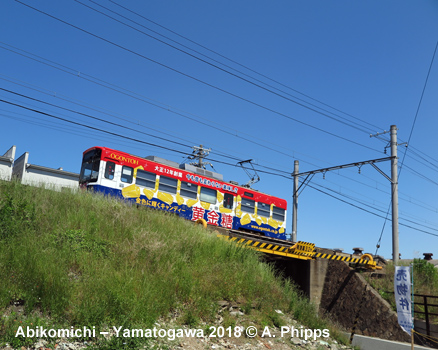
[{"xmin": 319, "ymin": 259, "xmax": 411, "ymax": 342}]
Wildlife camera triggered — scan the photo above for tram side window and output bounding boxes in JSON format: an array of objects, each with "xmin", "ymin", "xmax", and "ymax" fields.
[
  {"xmin": 223, "ymin": 193, "xmax": 234, "ymax": 209},
  {"xmin": 241, "ymin": 198, "xmax": 255, "ymax": 214},
  {"xmin": 104, "ymin": 161, "xmax": 115, "ymax": 180},
  {"xmin": 257, "ymin": 202, "xmax": 270, "ymax": 218},
  {"xmin": 121, "ymin": 166, "xmax": 133, "ymax": 183},
  {"xmin": 200, "ymin": 187, "xmax": 217, "ymax": 204},
  {"xmin": 158, "ymin": 175, "xmax": 178, "ymax": 194},
  {"xmin": 180, "ymin": 181, "xmax": 197, "ymax": 199},
  {"xmin": 273, "ymin": 206, "xmax": 285, "ymax": 222},
  {"xmin": 136, "ymin": 170, "xmax": 156, "ymax": 188}
]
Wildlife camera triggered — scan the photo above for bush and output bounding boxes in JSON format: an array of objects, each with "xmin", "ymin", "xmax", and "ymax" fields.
[{"xmin": 413, "ymin": 258, "xmax": 438, "ymax": 290}]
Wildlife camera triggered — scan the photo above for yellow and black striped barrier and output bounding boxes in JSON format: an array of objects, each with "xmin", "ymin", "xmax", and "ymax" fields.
[
  {"xmin": 217, "ymin": 234, "xmax": 381, "ymax": 269},
  {"xmin": 313, "ymin": 252, "xmax": 375, "ymax": 265},
  {"xmin": 217, "ymin": 235, "xmax": 314, "ymax": 261}
]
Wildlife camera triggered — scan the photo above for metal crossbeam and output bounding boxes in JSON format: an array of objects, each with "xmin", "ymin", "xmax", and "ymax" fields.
[{"xmin": 292, "ymin": 156, "xmax": 394, "ymax": 177}]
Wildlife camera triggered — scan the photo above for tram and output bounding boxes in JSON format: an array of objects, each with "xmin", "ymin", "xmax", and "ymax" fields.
[{"xmin": 79, "ymin": 146, "xmax": 287, "ymax": 240}]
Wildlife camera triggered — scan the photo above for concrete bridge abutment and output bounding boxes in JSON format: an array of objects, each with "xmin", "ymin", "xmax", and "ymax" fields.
[{"xmin": 273, "ymin": 256, "xmax": 411, "ymax": 344}]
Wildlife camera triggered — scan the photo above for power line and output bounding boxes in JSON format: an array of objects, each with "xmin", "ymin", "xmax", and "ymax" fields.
[
  {"xmin": 1, "ymin": 42, "xmax": 381, "ymax": 169},
  {"xmin": 0, "ymin": 110, "xmax": 145, "ymax": 151},
  {"xmin": 2, "ymin": 96, "xmax": 437, "ymax": 238},
  {"xmin": 0, "ymin": 87, "xmax": 194, "ymax": 150},
  {"xmin": 399, "ymin": 40, "xmax": 438, "ymax": 175},
  {"xmin": 6, "ymin": 82, "xmax": 438, "ymax": 215},
  {"xmin": 0, "ymin": 44, "xmax": 325, "ymax": 162},
  {"xmin": 4, "ymin": 76, "xmax": 438, "ymax": 217},
  {"xmin": 304, "ymin": 182, "xmax": 438, "ymax": 238},
  {"xmin": 74, "ymin": 0, "xmax": 377, "ymax": 135},
  {"xmin": 398, "ymin": 40, "xmax": 438, "ymax": 178},
  {"xmin": 375, "ymin": 41, "xmax": 438, "ymax": 254},
  {"xmin": 0, "ymin": 98, "xmax": 190, "ymax": 156},
  {"xmin": 312, "ymin": 180, "xmax": 438, "ymax": 232},
  {"xmin": 406, "ymin": 147, "xmax": 438, "ymax": 170},
  {"xmin": 14, "ymin": 0, "xmax": 382, "ymax": 153},
  {"xmin": 6, "ymin": 3, "xmax": 438, "ymax": 238},
  {"xmin": 1, "ymin": 83, "xmax": 288, "ymax": 172},
  {"xmin": 406, "ymin": 144, "xmax": 438, "ymax": 167},
  {"xmin": 0, "ymin": 74, "xmax": 207, "ymax": 150},
  {"xmin": 107, "ymin": 0, "xmax": 383, "ymax": 133},
  {"xmin": 4, "ymin": 71, "xmax": 438, "ymax": 215}
]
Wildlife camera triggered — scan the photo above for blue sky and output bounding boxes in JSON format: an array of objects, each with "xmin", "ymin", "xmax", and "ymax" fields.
[{"xmin": 1, "ymin": 0, "xmax": 437, "ymax": 260}]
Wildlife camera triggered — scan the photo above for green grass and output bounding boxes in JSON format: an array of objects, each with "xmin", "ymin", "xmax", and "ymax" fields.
[
  {"xmin": 366, "ymin": 259, "xmax": 438, "ymax": 323},
  {"xmin": 0, "ymin": 180, "xmax": 342, "ymax": 348}
]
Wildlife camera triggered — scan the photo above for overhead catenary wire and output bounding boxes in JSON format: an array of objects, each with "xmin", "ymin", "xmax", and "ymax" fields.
[
  {"xmin": 0, "ymin": 74, "xmax": 206, "ymax": 150},
  {"xmin": 107, "ymin": 0, "xmax": 384, "ymax": 133},
  {"xmin": 319, "ymin": 177, "xmax": 438, "ymax": 222},
  {"xmin": 406, "ymin": 143, "xmax": 438, "ymax": 167},
  {"xmin": 5, "ymin": 39, "xmax": 435, "ymax": 184},
  {"xmin": 1, "ymin": 41, "xmax": 388, "ymax": 173},
  {"xmin": 3, "ymin": 74, "xmax": 438, "ymax": 216},
  {"xmin": 10, "ymin": 41, "xmax": 435, "ymax": 211},
  {"xmin": 374, "ymin": 40, "xmax": 438, "ymax": 255},
  {"xmin": 4, "ymin": 71, "xmax": 433, "ymax": 201},
  {"xmin": 0, "ymin": 110, "xmax": 150, "ymax": 153},
  {"xmin": 312, "ymin": 180, "xmax": 438, "ymax": 233},
  {"xmin": 0, "ymin": 87, "xmax": 194, "ymax": 150},
  {"xmin": 74, "ymin": 0, "xmax": 378, "ymax": 135},
  {"xmin": 3, "ymin": 58, "xmax": 436, "ymax": 221},
  {"xmin": 2, "ymin": 96, "xmax": 437, "ymax": 239},
  {"xmin": 14, "ymin": 0, "xmax": 383, "ymax": 154},
  {"xmin": 3, "ymin": 80, "xmax": 438, "ymax": 216},
  {"xmin": 405, "ymin": 147, "xmax": 438, "ymax": 170},
  {"xmin": 304, "ymin": 182, "xmax": 438, "ymax": 238},
  {"xmin": 3, "ymin": 0, "xmax": 437, "ymax": 258},
  {"xmin": 398, "ymin": 40, "xmax": 438, "ymax": 177},
  {"xmin": 0, "ymin": 45, "xmax": 316, "ymax": 162},
  {"xmin": 0, "ymin": 98, "xmax": 191, "ymax": 156}
]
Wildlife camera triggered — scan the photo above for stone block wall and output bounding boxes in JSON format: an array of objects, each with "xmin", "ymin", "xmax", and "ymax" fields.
[{"xmin": 319, "ymin": 259, "xmax": 410, "ymax": 342}]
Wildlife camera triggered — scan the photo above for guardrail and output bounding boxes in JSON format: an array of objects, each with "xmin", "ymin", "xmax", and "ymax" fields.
[
  {"xmin": 385, "ymin": 291, "xmax": 438, "ymax": 337},
  {"xmin": 414, "ymin": 294, "xmax": 438, "ymax": 337}
]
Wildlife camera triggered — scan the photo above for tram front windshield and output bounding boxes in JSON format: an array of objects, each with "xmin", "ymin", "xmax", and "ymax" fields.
[{"xmin": 79, "ymin": 149, "xmax": 101, "ymax": 184}]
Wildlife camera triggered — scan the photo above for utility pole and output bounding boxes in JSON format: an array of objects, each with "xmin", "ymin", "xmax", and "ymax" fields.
[
  {"xmin": 292, "ymin": 160, "xmax": 299, "ymax": 242},
  {"xmin": 390, "ymin": 125, "xmax": 400, "ymax": 264},
  {"xmin": 291, "ymin": 125, "xmax": 400, "ymax": 262},
  {"xmin": 370, "ymin": 125, "xmax": 402, "ymax": 264},
  {"xmin": 291, "ymin": 154, "xmax": 395, "ymax": 254}
]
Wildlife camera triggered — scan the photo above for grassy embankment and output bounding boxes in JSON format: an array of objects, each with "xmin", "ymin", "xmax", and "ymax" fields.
[{"xmin": 0, "ymin": 180, "xmax": 345, "ymax": 349}]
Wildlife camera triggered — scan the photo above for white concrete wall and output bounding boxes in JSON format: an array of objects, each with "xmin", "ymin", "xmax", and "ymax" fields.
[
  {"xmin": 11, "ymin": 151, "xmax": 27, "ymax": 181},
  {"xmin": 23, "ymin": 165, "xmax": 79, "ymax": 191},
  {"xmin": 0, "ymin": 145, "xmax": 16, "ymax": 181},
  {"xmin": 12, "ymin": 151, "xmax": 79, "ymax": 191}
]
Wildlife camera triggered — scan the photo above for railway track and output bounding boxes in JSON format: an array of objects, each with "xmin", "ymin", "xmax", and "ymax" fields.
[{"xmin": 217, "ymin": 229, "xmax": 382, "ymax": 270}]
